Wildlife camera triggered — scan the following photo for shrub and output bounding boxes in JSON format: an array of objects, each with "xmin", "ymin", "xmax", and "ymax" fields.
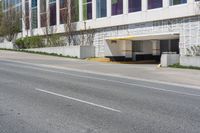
[
  {"xmin": 15, "ymin": 38, "xmax": 25, "ymax": 49},
  {"xmin": 49, "ymin": 34, "xmax": 64, "ymax": 47},
  {"xmin": 15, "ymin": 36, "xmax": 44, "ymax": 49},
  {"xmin": 169, "ymin": 63, "xmax": 200, "ymax": 70}
]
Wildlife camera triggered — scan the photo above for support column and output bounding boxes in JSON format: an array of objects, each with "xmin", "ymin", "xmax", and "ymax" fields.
[
  {"xmin": 22, "ymin": 0, "xmax": 26, "ymax": 36},
  {"xmin": 56, "ymin": 0, "xmax": 60, "ymax": 25},
  {"xmin": 46, "ymin": 0, "xmax": 49, "ymax": 24},
  {"xmin": 123, "ymin": 0, "xmax": 128, "ymax": 14},
  {"xmin": 37, "ymin": 0, "xmax": 41, "ymax": 28},
  {"xmin": 163, "ymin": 0, "xmax": 169, "ymax": 8},
  {"xmin": 152, "ymin": 40, "xmax": 160, "ymax": 55},
  {"xmin": 79, "ymin": 0, "xmax": 83, "ymax": 21},
  {"xmin": 107, "ymin": 0, "xmax": 111, "ymax": 17},
  {"xmin": 92, "ymin": 0, "xmax": 96, "ymax": 20},
  {"xmin": 125, "ymin": 40, "xmax": 132, "ymax": 58},
  {"xmin": 29, "ymin": 0, "xmax": 32, "ymax": 35},
  {"xmin": 142, "ymin": 0, "xmax": 147, "ymax": 11}
]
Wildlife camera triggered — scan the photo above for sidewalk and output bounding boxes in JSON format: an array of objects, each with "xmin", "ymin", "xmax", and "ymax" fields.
[{"xmin": 1, "ymin": 50, "xmax": 200, "ymax": 87}]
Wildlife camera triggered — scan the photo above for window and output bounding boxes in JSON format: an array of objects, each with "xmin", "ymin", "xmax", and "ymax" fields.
[
  {"xmin": 96, "ymin": 0, "xmax": 107, "ymax": 18},
  {"xmin": 148, "ymin": 0, "xmax": 162, "ymax": 9},
  {"xmin": 60, "ymin": 0, "xmax": 67, "ymax": 24},
  {"xmin": 60, "ymin": 0, "xmax": 67, "ymax": 9},
  {"xmin": 49, "ymin": 0, "xmax": 56, "ymax": 26},
  {"xmin": 128, "ymin": 0, "xmax": 141, "ymax": 13},
  {"xmin": 32, "ymin": 0, "xmax": 37, "ymax": 29},
  {"xmin": 112, "ymin": 0, "xmax": 123, "ymax": 16},
  {"xmin": 32, "ymin": 0, "xmax": 37, "ymax": 7},
  {"xmin": 2, "ymin": 0, "xmax": 23, "ymax": 30},
  {"xmin": 71, "ymin": 0, "xmax": 79, "ymax": 22},
  {"xmin": 60, "ymin": 0, "xmax": 79, "ymax": 24},
  {"xmin": 83, "ymin": 0, "xmax": 92, "ymax": 20},
  {"xmin": 2, "ymin": 0, "xmax": 8, "ymax": 10},
  {"xmin": 40, "ymin": 0, "xmax": 47, "ymax": 27},
  {"xmin": 40, "ymin": 0, "xmax": 46, "ymax": 13},
  {"xmin": 17, "ymin": 4, "xmax": 22, "ymax": 31},
  {"xmin": 25, "ymin": 0, "xmax": 29, "ymax": 29},
  {"xmin": 170, "ymin": 0, "xmax": 187, "ymax": 6},
  {"xmin": 32, "ymin": 8, "xmax": 38, "ymax": 29}
]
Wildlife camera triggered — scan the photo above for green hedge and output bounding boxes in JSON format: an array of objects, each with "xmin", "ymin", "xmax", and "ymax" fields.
[
  {"xmin": 169, "ymin": 63, "xmax": 200, "ymax": 70},
  {"xmin": 15, "ymin": 36, "xmax": 44, "ymax": 49}
]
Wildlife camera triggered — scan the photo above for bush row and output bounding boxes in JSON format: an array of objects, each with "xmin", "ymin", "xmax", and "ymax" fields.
[{"xmin": 15, "ymin": 36, "xmax": 44, "ymax": 49}]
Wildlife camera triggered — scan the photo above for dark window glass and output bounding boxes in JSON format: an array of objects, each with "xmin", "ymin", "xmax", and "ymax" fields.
[
  {"xmin": 50, "ymin": 2, "xmax": 56, "ymax": 26},
  {"xmin": 129, "ymin": 0, "xmax": 141, "ymax": 12},
  {"xmin": 83, "ymin": 0, "xmax": 92, "ymax": 20},
  {"xmin": 112, "ymin": 0, "xmax": 123, "ymax": 16},
  {"xmin": 170, "ymin": 0, "xmax": 187, "ymax": 5},
  {"xmin": 32, "ymin": 8, "xmax": 38, "ymax": 28},
  {"xmin": 25, "ymin": 1, "xmax": 29, "ymax": 29},
  {"xmin": 71, "ymin": 0, "xmax": 79, "ymax": 22},
  {"xmin": 32, "ymin": 0, "xmax": 37, "ymax": 29},
  {"xmin": 40, "ymin": 0, "xmax": 46, "ymax": 27},
  {"xmin": 32, "ymin": 0, "xmax": 37, "ymax": 7},
  {"xmin": 148, "ymin": 0, "xmax": 162, "ymax": 9},
  {"xmin": 96, "ymin": 0, "xmax": 107, "ymax": 18}
]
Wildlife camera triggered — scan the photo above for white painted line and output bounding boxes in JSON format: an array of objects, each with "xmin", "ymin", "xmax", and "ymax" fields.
[
  {"xmin": 2, "ymin": 61, "xmax": 200, "ymax": 98},
  {"xmin": 1, "ymin": 58, "xmax": 200, "ymax": 90},
  {"xmin": 35, "ymin": 88, "xmax": 121, "ymax": 113}
]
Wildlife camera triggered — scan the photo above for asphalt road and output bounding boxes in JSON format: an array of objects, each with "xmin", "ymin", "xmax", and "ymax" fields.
[{"xmin": 0, "ymin": 59, "xmax": 200, "ymax": 133}]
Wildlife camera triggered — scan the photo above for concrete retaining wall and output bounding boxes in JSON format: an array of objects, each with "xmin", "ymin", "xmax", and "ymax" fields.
[
  {"xmin": 80, "ymin": 46, "xmax": 95, "ymax": 59},
  {"xmin": 161, "ymin": 53, "xmax": 180, "ymax": 67},
  {"xmin": 27, "ymin": 46, "xmax": 95, "ymax": 59},
  {"xmin": 180, "ymin": 56, "xmax": 200, "ymax": 67},
  {"xmin": 0, "ymin": 42, "xmax": 14, "ymax": 49}
]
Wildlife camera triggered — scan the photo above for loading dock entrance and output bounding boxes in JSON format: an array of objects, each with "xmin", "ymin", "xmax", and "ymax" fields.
[
  {"xmin": 105, "ymin": 33, "xmax": 180, "ymax": 63},
  {"xmin": 132, "ymin": 39, "xmax": 179, "ymax": 62},
  {"xmin": 160, "ymin": 39, "xmax": 179, "ymax": 54}
]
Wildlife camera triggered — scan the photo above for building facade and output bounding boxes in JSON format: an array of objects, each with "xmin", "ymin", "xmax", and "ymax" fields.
[{"xmin": 2, "ymin": 0, "xmax": 200, "ymax": 62}]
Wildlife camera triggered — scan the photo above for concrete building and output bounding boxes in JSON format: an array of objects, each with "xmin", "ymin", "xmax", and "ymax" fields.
[{"xmin": 2, "ymin": 0, "xmax": 200, "ymax": 64}]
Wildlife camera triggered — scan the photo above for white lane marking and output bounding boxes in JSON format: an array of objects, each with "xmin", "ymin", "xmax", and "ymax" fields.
[
  {"xmin": 35, "ymin": 88, "xmax": 121, "ymax": 113},
  {"xmin": 2, "ymin": 60, "xmax": 200, "ymax": 98},
  {"xmin": 1, "ymin": 58, "xmax": 200, "ymax": 90}
]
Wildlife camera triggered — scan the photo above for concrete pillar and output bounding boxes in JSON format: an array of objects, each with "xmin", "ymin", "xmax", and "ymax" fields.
[
  {"xmin": 104, "ymin": 40, "xmax": 121, "ymax": 57},
  {"xmin": 152, "ymin": 40, "xmax": 160, "ymax": 55},
  {"xmin": 107, "ymin": 0, "xmax": 111, "ymax": 17},
  {"xmin": 46, "ymin": 0, "xmax": 49, "ymax": 28},
  {"xmin": 37, "ymin": 0, "xmax": 41, "ymax": 28},
  {"xmin": 121, "ymin": 40, "xmax": 126, "ymax": 57},
  {"xmin": 29, "ymin": 0, "xmax": 32, "ymax": 35},
  {"xmin": 92, "ymin": 0, "xmax": 96, "ymax": 20},
  {"xmin": 79, "ymin": 0, "xmax": 83, "ymax": 21},
  {"xmin": 56, "ymin": 0, "xmax": 60, "ymax": 25},
  {"xmin": 22, "ymin": 0, "xmax": 26, "ymax": 36},
  {"xmin": 123, "ymin": 0, "xmax": 128, "ymax": 14},
  {"xmin": 142, "ymin": 0, "xmax": 147, "ymax": 11},
  {"xmin": 125, "ymin": 40, "xmax": 132, "ymax": 58},
  {"xmin": 120, "ymin": 40, "xmax": 132, "ymax": 58},
  {"xmin": 163, "ymin": 0, "xmax": 169, "ymax": 8}
]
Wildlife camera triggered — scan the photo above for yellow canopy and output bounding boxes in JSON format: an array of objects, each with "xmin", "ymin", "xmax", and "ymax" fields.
[{"xmin": 106, "ymin": 36, "xmax": 134, "ymax": 41}]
